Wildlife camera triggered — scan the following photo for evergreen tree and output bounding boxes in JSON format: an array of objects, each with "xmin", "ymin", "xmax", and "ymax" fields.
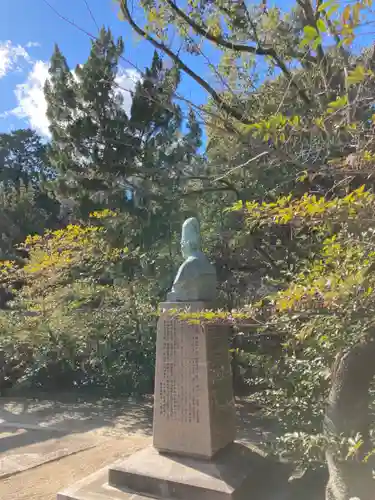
[
  {"xmin": 45, "ymin": 29, "xmax": 202, "ymax": 246},
  {"xmin": 127, "ymin": 51, "xmax": 202, "ymax": 249},
  {"xmin": 45, "ymin": 30, "xmax": 138, "ymax": 217},
  {"xmin": 0, "ymin": 182, "xmax": 53, "ymax": 260},
  {"xmin": 0, "ymin": 129, "xmax": 52, "ymax": 186},
  {"xmin": 0, "ymin": 129, "xmax": 60, "ymax": 259}
]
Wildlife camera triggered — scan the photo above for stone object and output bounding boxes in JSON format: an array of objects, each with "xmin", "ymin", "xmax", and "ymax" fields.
[
  {"xmin": 167, "ymin": 217, "xmax": 217, "ymax": 302},
  {"xmin": 58, "ymin": 447, "xmax": 287, "ymax": 500},
  {"xmin": 57, "ymin": 301, "xmax": 283, "ymax": 500},
  {"xmin": 153, "ymin": 301, "xmax": 236, "ymax": 458},
  {"xmin": 108, "ymin": 444, "xmax": 275, "ymax": 500},
  {"xmin": 57, "ymin": 221, "xmax": 282, "ymax": 500}
]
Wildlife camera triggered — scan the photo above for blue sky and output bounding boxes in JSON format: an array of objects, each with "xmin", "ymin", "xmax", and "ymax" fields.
[
  {"xmin": 0, "ymin": 0, "xmax": 374, "ymax": 139},
  {"xmin": 0, "ymin": 0, "xmax": 217, "ymax": 138}
]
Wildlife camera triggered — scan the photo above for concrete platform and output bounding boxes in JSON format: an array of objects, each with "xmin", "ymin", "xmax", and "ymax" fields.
[{"xmin": 58, "ymin": 443, "xmax": 287, "ymax": 500}]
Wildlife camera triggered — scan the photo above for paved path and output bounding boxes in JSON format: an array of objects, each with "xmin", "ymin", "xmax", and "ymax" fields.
[{"xmin": 0, "ymin": 395, "xmax": 275, "ymax": 500}]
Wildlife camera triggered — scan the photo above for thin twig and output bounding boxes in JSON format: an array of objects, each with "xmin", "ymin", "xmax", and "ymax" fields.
[{"xmin": 214, "ymin": 151, "xmax": 270, "ymax": 181}]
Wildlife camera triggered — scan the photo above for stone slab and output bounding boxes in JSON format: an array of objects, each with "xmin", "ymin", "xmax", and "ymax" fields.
[
  {"xmin": 58, "ymin": 443, "xmax": 286, "ymax": 500},
  {"xmin": 153, "ymin": 302, "xmax": 235, "ymax": 458},
  {"xmin": 109, "ymin": 443, "xmax": 274, "ymax": 500},
  {"xmin": 57, "ymin": 464, "xmax": 151, "ymax": 500}
]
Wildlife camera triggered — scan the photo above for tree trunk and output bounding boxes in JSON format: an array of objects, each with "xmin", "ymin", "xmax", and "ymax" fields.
[{"xmin": 324, "ymin": 340, "xmax": 375, "ymax": 500}]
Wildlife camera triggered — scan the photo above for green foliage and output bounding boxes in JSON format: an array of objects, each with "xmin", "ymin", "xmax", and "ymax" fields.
[
  {"xmin": 0, "ymin": 129, "xmax": 60, "ymax": 261},
  {"xmin": 45, "ymin": 30, "xmax": 202, "ymax": 222},
  {"xmin": 223, "ymin": 187, "xmax": 375, "ymax": 468},
  {"xmin": 0, "ymin": 182, "xmax": 58, "ymax": 261},
  {"xmin": 0, "ymin": 212, "xmax": 158, "ymax": 395},
  {"xmin": 0, "ymin": 129, "xmax": 53, "ymax": 186},
  {"xmin": 2, "ymin": 3, "xmax": 375, "ymax": 495}
]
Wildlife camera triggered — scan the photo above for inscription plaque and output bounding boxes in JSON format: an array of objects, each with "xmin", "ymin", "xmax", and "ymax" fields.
[{"xmin": 158, "ymin": 317, "xmax": 201, "ymax": 424}]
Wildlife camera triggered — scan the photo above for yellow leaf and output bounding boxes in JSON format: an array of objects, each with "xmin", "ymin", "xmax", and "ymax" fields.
[
  {"xmin": 347, "ymin": 65, "xmax": 366, "ymax": 85},
  {"xmin": 326, "ymin": 4, "xmax": 339, "ymax": 17},
  {"xmin": 343, "ymin": 33, "xmax": 355, "ymax": 46},
  {"xmin": 343, "ymin": 5, "xmax": 351, "ymax": 23},
  {"xmin": 353, "ymin": 3, "xmax": 361, "ymax": 24},
  {"xmin": 327, "ymin": 95, "xmax": 348, "ymax": 113},
  {"xmin": 318, "ymin": 0, "xmax": 335, "ymax": 12},
  {"xmin": 297, "ymin": 171, "xmax": 308, "ymax": 183}
]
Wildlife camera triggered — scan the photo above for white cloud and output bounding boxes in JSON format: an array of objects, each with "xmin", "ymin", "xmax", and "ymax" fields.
[
  {"xmin": 0, "ymin": 40, "xmax": 31, "ymax": 79},
  {"xmin": 115, "ymin": 68, "xmax": 140, "ymax": 117},
  {"xmin": 11, "ymin": 63, "xmax": 141, "ymax": 138},
  {"xmin": 12, "ymin": 60, "xmax": 50, "ymax": 137},
  {"xmin": 25, "ymin": 42, "xmax": 41, "ymax": 48}
]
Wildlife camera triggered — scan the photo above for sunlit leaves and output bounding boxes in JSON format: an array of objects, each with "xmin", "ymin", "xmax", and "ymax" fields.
[
  {"xmin": 316, "ymin": 19, "xmax": 327, "ymax": 33},
  {"xmin": 318, "ymin": 0, "xmax": 336, "ymax": 12},
  {"xmin": 327, "ymin": 95, "xmax": 348, "ymax": 114},
  {"xmin": 346, "ymin": 65, "xmax": 374, "ymax": 86},
  {"xmin": 300, "ymin": 25, "xmax": 322, "ymax": 50},
  {"xmin": 243, "ymin": 113, "xmax": 301, "ymax": 144},
  {"xmin": 342, "ymin": 5, "xmax": 351, "ymax": 24}
]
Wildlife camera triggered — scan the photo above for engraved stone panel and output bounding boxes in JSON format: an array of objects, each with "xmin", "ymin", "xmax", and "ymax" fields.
[{"xmin": 153, "ymin": 301, "xmax": 236, "ymax": 458}]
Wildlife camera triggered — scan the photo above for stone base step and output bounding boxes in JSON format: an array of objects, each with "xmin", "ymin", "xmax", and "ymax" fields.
[
  {"xmin": 58, "ymin": 443, "xmax": 289, "ymax": 500},
  {"xmin": 57, "ymin": 464, "xmax": 149, "ymax": 500}
]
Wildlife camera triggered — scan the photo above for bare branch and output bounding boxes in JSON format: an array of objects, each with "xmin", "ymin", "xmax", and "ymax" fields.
[
  {"xmin": 165, "ymin": 0, "xmax": 311, "ymax": 105},
  {"xmin": 183, "ymin": 175, "xmax": 241, "ymax": 200},
  {"xmin": 214, "ymin": 151, "xmax": 270, "ymax": 181},
  {"xmin": 119, "ymin": 0, "xmax": 257, "ymax": 125},
  {"xmin": 41, "ymin": 0, "xmax": 242, "ymax": 135}
]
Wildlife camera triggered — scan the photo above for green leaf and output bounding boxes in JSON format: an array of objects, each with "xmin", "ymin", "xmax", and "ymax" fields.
[
  {"xmin": 303, "ymin": 25, "xmax": 319, "ymax": 41},
  {"xmin": 316, "ymin": 19, "xmax": 327, "ymax": 32},
  {"xmin": 347, "ymin": 65, "xmax": 366, "ymax": 86},
  {"xmin": 326, "ymin": 4, "xmax": 339, "ymax": 18},
  {"xmin": 327, "ymin": 95, "xmax": 348, "ymax": 113},
  {"xmin": 312, "ymin": 36, "xmax": 323, "ymax": 50},
  {"xmin": 318, "ymin": 0, "xmax": 336, "ymax": 12}
]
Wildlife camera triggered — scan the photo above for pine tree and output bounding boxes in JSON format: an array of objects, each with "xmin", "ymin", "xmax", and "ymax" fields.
[
  {"xmin": 45, "ymin": 29, "xmax": 137, "ymax": 218},
  {"xmin": 127, "ymin": 51, "xmax": 203, "ymax": 250},
  {"xmin": 45, "ymin": 30, "xmax": 202, "ymax": 234}
]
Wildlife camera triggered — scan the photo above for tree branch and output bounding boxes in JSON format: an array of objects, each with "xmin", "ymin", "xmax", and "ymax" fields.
[
  {"xmin": 297, "ymin": 0, "xmax": 326, "ymax": 65},
  {"xmin": 165, "ymin": 0, "xmax": 311, "ymax": 105},
  {"xmin": 119, "ymin": 0, "xmax": 255, "ymax": 125},
  {"xmin": 183, "ymin": 175, "xmax": 241, "ymax": 200},
  {"xmin": 181, "ymin": 186, "xmax": 238, "ymax": 197}
]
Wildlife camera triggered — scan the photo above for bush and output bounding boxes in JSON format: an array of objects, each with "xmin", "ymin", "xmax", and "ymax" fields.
[{"xmin": 0, "ymin": 213, "xmax": 158, "ymax": 396}]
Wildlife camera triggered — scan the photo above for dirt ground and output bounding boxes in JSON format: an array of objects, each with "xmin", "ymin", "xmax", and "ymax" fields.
[
  {"xmin": 0, "ymin": 395, "xmax": 153, "ymax": 500},
  {"xmin": 0, "ymin": 434, "xmax": 149, "ymax": 500},
  {"xmin": 0, "ymin": 395, "xmax": 274, "ymax": 500}
]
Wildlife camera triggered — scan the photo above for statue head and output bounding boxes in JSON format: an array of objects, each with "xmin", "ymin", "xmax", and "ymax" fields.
[{"xmin": 181, "ymin": 217, "xmax": 201, "ymax": 259}]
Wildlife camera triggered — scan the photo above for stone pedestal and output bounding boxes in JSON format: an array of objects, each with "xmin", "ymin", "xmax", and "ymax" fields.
[
  {"xmin": 153, "ymin": 301, "xmax": 236, "ymax": 458},
  {"xmin": 57, "ymin": 302, "xmax": 282, "ymax": 500},
  {"xmin": 58, "ymin": 444, "xmax": 286, "ymax": 500}
]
